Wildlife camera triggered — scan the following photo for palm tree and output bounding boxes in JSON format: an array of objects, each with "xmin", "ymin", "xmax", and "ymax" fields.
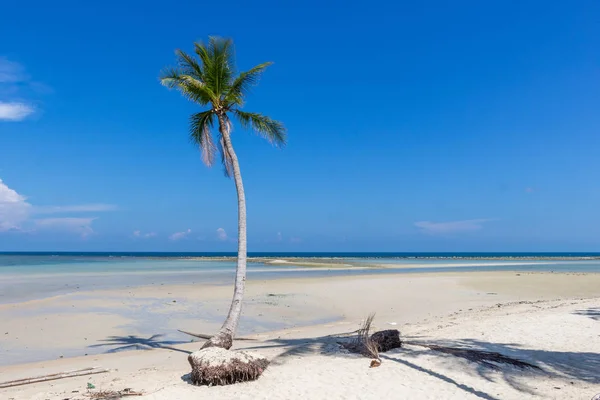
[{"xmin": 160, "ymin": 37, "xmax": 286, "ymax": 349}]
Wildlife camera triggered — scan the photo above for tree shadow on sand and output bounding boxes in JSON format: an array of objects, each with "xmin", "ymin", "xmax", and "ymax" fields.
[
  {"xmin": 573, "ymin": 307, "xmax": 600, "ymax": 321},
  {"xmin": 398, "ymin": 338, "xmax": 600, "ymax": 396},
  {"xmin": 89, "ymin": 334, "xmax": 191, "ymax": 354},
  {"xmin": 240, "ymin": 333, "xmax": 600, "ymax": 400}
]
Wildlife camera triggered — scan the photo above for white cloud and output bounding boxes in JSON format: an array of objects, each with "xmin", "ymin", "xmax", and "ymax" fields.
[
  {"xmin": 133, "ymin": 230, "xmax": 156, "ymax": 238},
  {"xmin": 216, "ymin": 227, "xmax": 227, "ymax": 241},
  {"xmin": 0, "ymin": 57, "xmax": 27, "ymax": 83},
  {"xmin": 0, "ymin": 178, "xmax": 116, "ymax": 236},
  {"xmin": 415, "ymin": 219, "xmax": 494, "ymax": 235},
  {"xmin": 33, "ymin": 204, "xmax": 118, "ymax": 214},
  {"xmin": 170, "ymin": 228, "xmax": 191, "ymax": 241},
  {"xmin": 0, "ymin": 102, "xmax": 34, "ymax": 121},
  {"xmin": 276, "ymin": 232, "xmax": 282, "ymax": 242},
  {"xmin": 0, "ymin": 178, "xmax": 31, "ymax": 231},
  {"xmin": 0, "ymin": 58, "xmax": 45, "ymax": 122},
  {"xmin": 35, "ymin": 217, "xmax": 96, "ymax": 237}
]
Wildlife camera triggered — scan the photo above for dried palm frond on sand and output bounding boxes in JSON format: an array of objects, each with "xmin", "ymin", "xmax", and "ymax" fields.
[
  {"xmin": 343, "ymin": 314, "xmax": 539, "ymax": 372},
  {"xmin": 86, "ymin": 388, "xmax": 143, "ymax": 399}
]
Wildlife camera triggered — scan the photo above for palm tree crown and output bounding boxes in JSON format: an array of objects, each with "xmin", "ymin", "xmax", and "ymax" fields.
[{"xmin": 160, "ymin": 37, "xmax": 286, "ymax": 175}]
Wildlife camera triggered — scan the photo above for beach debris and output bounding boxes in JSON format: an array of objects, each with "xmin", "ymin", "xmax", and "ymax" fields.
[
  {"xmin": 386, "ymin": 322, "xmax": 397, "ymax": 326},
  {"xmin": 178, "ymin": 330, "xmax": 213, "ymax": 340},
  {"xmin": 86, "ymin": 388, "xmax": 143, "ymax": 399},
  {"xmin": 358, "ymin": 313, "xmax": 380, "ymax": 360},
  {"xmin": 342, "ymin": 313, "xmax": 383, "ymax": 366},
  {"xmin": 0, "ymin": 367, "xmax": 109, "ymax": 389},
  {"xmin": 370, "ymin": 329, "xmax": 403, "ymax": 353},
  {"xmin": 178, "ymin": 329, "xmax": 254, "ymax": 341},
  {"xmin": 187, "ymin": 347, "xmax": 269, "ymax": 386},
  {"xmin": 87, "ymin": 383, "xmax": 96, "ymax": 389},
  {"xmin": 343, "ymin": 314, "xmax": 403, "ymax": 366}
]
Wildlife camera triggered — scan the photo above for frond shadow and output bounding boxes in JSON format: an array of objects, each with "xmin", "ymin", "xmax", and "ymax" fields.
[
  {"xmin": 241, "ymin": 331, "xmax": 359, "ymax": 365},
  {"xmin": 242, "ymin": 333, "xmax": 501, "ymax": 399},
  {"xmin": 240, "ymin": 332, "xmax": 600, "ymax": 398},
  {"xmin": 89, "ymin": 334, "xmax": 191, "ymax": 354},
  {"xmin": 573, "ymin": 307, "xmax": 600, "ymax": 321},
  {"xmin": 381, "ymin": 355, "xmax": 501, "ymax": 400},
  {"xmin": 402, "ymin": 338, "xmax": 600, "ymax": 385}
]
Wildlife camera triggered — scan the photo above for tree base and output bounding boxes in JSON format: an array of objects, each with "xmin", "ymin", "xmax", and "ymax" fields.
[{"xmin": 188, "ymin": 347, "xmax": 269, "ymax": 386}]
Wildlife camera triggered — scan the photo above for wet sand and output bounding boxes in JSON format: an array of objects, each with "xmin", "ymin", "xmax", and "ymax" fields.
[{"xmin": 1, "ymin": 270, "xmax": 599, "ymax": 366}]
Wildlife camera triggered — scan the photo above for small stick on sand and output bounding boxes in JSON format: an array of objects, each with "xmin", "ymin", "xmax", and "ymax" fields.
[
  {"xmin": 178, "ymin": 329, "xmax": 254, "ymax": 341},
  {"xmin": 87, "ymin": 388, "xmax": 144, "ymax": 398},
  {"xmin": 178, "ymin": 330, "xmax": 212, "ymax": 340},
  {"xmin": 0, "ymin": 367, "xmax": 110, "ymax": 388}
]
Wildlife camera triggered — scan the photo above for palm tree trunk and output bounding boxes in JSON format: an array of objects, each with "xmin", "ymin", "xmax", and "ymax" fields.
[{"xmin": 202, "ymin": 113, "xmax": 247, "ymax": 350}]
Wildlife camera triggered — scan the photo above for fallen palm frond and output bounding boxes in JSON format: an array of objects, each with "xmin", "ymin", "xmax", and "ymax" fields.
[
  {"xmin": 0, "ymin": 367, "xmax": 109, "ymax": 388},
  {"xmin": 86, "ymin": 388, "xmax": 143, "ymax": 399},
  {"xmin": 406, "ymin": 342, "xmax": 541, "ymax": 371},
  {"xmin": 342, "ymin": 313, "xmax": 403, "ymax": 363},
  {"xmin": 359, "ymin": 313, "xmax": 380, "ymax": 361},
  {"xmin": 342, "ymin": 313, "xmax": 381, "ymax": 365},
  {"xmin": 337, "ymin": 314, "xmax": 537, "ymax": 372}
]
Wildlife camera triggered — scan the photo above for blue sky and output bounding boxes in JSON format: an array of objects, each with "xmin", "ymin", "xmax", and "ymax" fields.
[{"xmin": 1, "ymin": 0, "xmax": 599, "ymax": 252}]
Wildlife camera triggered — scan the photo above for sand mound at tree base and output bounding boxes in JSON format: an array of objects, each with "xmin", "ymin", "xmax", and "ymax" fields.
[{"xmin": 188, "ymin": 347, "xmax": 269, "ymax": 386}]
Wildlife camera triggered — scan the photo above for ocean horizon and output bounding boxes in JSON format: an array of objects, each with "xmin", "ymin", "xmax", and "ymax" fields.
[{"xmin": 2, "ymin": 251, "xmax": 600, "ymax": 258}]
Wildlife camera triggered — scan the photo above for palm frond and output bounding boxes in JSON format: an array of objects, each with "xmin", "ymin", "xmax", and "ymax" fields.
[
  {"xmin": 159, "ymin": 67, "xmax": 184, "ymax": 89},
  {"xmin": 193, "ymin": 37, "xmax": 235, "ymax": 99},
  {"xmin": 210, "ymin": 37, "xmax": 235, "ymax": 96},
  {"xmin": 225, "ymin": 62, "xmax": 273, "ymax": 106},
  {"xmin": 190, "ymin": 111, "xmax": 217, "ymax": 166},
  {"xmin": 219, "ymin": 135, "xmax": 234, "ymax": 177},
  {"xmin": 176, "ymin": 49, "xmax": 204, "ymax": 79},
  {"xmin": 233, "ymin": 110, "xmax": 286, "ymax": 147},
  {"xmin": 193, "ymin": 41, "xmax": 213, "ymax": 72},
  {"xmin": 159, "ymin": 68, "xmax": 216, "ymax": 105}
]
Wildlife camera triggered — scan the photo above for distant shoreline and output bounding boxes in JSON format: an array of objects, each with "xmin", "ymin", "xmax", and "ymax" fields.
[
  {"xmin": 2, "ymin": 251, "xmax": 600, "ymax": 262},
  {"xmin": 184, "ymin": 255, "xmax": 600, "ymax": 262}
]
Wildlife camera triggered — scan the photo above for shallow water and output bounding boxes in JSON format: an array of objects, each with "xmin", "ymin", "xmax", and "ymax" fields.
[
  {"xmin": 2, "ymin": 253, "xmax": 600, "ymax": 366},
  {"xmin": 1, "ymin": 254, "xmax": 600, "ymax": 304}
]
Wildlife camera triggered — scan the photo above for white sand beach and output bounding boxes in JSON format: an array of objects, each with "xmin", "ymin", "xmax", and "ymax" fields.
[
  {"xmin": 1, "ymin": 271, "xmax": 599, "ymax": 399},
  {"xmin": 3, "ymin": 3, "xmax": 598, "ymax": 399}
]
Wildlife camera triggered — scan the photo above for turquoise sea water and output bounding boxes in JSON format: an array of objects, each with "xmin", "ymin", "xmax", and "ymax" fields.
[{"xmin": 1, "ymin": 252, "xmax": 600, "ymax": 304}]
